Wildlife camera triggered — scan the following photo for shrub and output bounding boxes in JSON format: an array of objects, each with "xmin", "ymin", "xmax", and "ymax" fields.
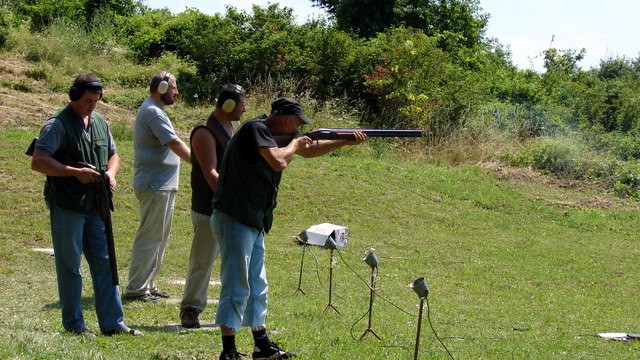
[
  {"xmin": 0, "ymin": 7, "xmax": 13, "ymax": 48},
  {"xmin": 612, "ymin": 163, "xmax": 640, "ymax": 199},
  {"xmin": 503, "ymin": 137, "xmax": 590, "ymax": 178}
]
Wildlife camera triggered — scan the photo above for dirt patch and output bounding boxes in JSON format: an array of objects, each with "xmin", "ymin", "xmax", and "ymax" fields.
[
  {"xmin": 0, "ymin": 54, "xmax": 137, "ymax": 131},
  {"xmin": 481, "ymin": 162, "xmax": 635, "ymax": 210}
]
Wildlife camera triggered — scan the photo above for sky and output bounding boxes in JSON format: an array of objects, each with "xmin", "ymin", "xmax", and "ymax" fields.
[{"xmin": 143, "ymin": 0, "xmax": 640, "ymax": 71}]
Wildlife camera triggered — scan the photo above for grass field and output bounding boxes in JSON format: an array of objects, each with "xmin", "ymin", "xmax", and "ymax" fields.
[{"xmin": 1, "ymin": 112, "xmax": 639, "ymax": 359}]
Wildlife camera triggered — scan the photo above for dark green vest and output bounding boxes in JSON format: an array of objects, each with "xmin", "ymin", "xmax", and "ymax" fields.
[
  {"xmin": 44, "ymin": 104, "xmax": 110, "ymax": 214},
  {"xmin": 213, "ymin": 117, "xmax": 282, "ymax": 233}
]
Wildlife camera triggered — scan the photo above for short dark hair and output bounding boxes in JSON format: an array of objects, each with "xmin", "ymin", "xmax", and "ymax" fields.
[
  {"xmin": 69, "ymin": 73, "xmax": 102, "ymax": 101},
  {"xmin": 215, "ymin": 84, "xmax": 246, "ymax": 108},
  {"xmin": 150, "ymin": 70, "xmax": 171, "ymax": 94}
]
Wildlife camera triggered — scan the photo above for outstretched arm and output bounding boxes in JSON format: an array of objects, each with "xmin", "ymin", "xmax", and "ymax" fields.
[{"xmin": 296, "ymin": 131, "xmax": 367, "ymax": 158}]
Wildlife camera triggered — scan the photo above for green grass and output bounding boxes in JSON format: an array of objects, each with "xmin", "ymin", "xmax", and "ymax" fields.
[{"xmin": 1, "ymin": 124, "xmax": 639, "ymax": 359}]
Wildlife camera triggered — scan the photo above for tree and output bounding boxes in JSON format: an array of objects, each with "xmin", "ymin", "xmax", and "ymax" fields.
[
  {"xmin": 2, "ymin": 0, "xmax": 144, "ymax": 30},
  {"xmin": 311, "ymin": 0, "xmax": 488, "ymax": 50}
]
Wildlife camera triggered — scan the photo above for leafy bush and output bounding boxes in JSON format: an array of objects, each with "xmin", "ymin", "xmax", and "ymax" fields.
[
  {"xmin": 503, "ymin": 137, "xmax": 591, "ymax": 178},
  {"xmin": 0, "ymin": 7, "xmax": 13, "ymax": 48},
  {"xmin": 612, "ymin": 163, "xmax": 640, "ymax": 199},
  {"xmin": 479, "ymin": 102, "xmax": 565, "ymax": 140},
  {"xmin": 594, "ymin": 131, "xmax": 640, "ymax": 161}
]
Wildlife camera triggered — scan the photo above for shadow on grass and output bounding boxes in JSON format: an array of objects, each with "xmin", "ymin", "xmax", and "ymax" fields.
[
  {"xmin": 41, "ymin": 296, "xmax": 97, "ymax": 312},
  {"xmin": 130, "ymin": 323, "xmax": 219, "ymax": 335}
]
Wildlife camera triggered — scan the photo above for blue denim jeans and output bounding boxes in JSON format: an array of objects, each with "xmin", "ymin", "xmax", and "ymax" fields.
[
  {"xmin": 48, "ymin": 202, "xmax": 125, "ymax": 333},
  {"xmin": 211, "ymin": 210, "xmax": 268, "ymax": 330}
]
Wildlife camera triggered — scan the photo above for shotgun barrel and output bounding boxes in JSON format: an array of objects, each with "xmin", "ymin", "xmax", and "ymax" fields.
[
  {"xmin": 307, "ymin": 128, "xmax": 423, "ymax": 140},
  {"xmin": 97, "ymin": 170, "xmax": 119, "ymax": 286}
]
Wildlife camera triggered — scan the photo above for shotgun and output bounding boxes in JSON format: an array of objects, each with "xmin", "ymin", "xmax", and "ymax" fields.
[
  {"xmin": 96, "ymin": 170, "xmax": 119, "ymax": 286},
  {"xmin": 274, "ymin": 128, "xmax": 423, "ymax": 147}
]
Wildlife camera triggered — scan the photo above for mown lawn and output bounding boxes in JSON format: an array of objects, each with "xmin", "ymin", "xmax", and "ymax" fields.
[{"xmin": 0, "ymin": 127, "xmax": 638, "ymax": 359}]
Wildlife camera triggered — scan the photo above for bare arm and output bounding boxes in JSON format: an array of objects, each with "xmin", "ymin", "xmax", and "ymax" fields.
[
  {"xmin": 258, "ymin": 136, "xmax": 312, "ymax": 172},
  {"xmin": 31, "ymin": 149, "xmax": 100, "ymax": 183},
  {"xmin": 192, "ymin": 128, "xmax": 219, "ymax": 190},
  {"xmin": 296, "ymin": 131, "xmax": 368, "ymax": 158},
  {"xmin": 166, "ymin": 138, "xmax": 191, "ymax": 164}
]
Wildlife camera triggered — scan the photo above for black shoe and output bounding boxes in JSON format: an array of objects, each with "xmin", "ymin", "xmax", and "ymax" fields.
[
  {"xmin": 220, "ymin": 349, "xmax": 245, "ymax": 360},
  {"xmin": 252, "ymin": 343, "xmax": 296, "ymax": 359},
  {"xmin": 123, "ymin": 293, "xmax": 160, "ymax": 303},
  {"xmin": 180, "ymin": 307, "xmax": 201, "ymax": 328},
  {"xmin": 103, "ymin": 325, "xmax": 143, "ymax": 337},
  {"xmin": 151, "ymin": 290, "xmax": 170, "ymax": 298}
]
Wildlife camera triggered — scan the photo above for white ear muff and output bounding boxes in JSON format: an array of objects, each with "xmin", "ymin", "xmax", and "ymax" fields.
[
  {"xmin": 222, "ymin": 98, "xmax": 236, "ymax": 113},
  {"xmin": 158, "ymin": 72, "xmax": 171, "ymax": 94}
]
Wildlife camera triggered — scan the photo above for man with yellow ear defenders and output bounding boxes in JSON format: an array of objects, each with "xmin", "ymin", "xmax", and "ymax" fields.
[
  {"xmin": 179, "ymin": 84, "xmax": 246, "ymax": 328},
  {"xmin": 123, "ymin": 71, "xmax": 191, "ymax": 303}
]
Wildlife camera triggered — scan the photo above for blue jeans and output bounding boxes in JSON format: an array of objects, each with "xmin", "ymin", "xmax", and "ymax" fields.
[
  {"xmin": 48, "ymin": 202, "xmax": 125, "ymax": 333},
  {"xmin": 212, "ymin": 210, "xmax": 268, "ymax": 330}
]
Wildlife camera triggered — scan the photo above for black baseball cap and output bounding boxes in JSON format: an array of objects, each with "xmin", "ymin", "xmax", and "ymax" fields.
[{"xmin": 270, "ymin": 98, "xmax": 312, "ymax": 124}]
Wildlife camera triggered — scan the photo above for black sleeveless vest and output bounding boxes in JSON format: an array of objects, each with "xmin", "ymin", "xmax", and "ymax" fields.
[{"xmin": 190, "ymin": 113, "xmax": 231, "ymax": 215}]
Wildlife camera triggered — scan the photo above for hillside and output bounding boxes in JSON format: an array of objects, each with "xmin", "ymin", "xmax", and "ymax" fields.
[
  {"xmin": 2, "ymin": 49, "xmax": 640, "ymax": 359},
  {"xmin": 1, "ymin": 51, "xmax": 631, "ymax": 209},
  {"xmin": 0, "ymin": 54, "xmax": 138, "ymax": 131}
]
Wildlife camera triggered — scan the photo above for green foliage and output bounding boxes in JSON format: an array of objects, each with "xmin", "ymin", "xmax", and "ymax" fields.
[
  {"xmin": 302, "ymin": 26, "xmax": 371, "ymax": 101},
  {"xmin": 115, "ymin": 7, "xmax": 173, "ymax": 61},
  {"xmin": 312, "ymin": 0, "xmax": 488, "ymax": 52},
  {"xmin": 2, "ymin": 0, "xmax": 640, "ymax": 198},
  {"xmin": 23, "ymin": 65, "xmax": 48, "ymax": 80},
  {"xmin": 504, "ymin": 136, "xmax": 591, "ymax": 178},
  {"xmin": 594, "ymin": 131, "xmax": 640, "ymax": 161},
  {"xmin": 0, "ymin": 6, "xmax": 13, "ymax": 48},
  {"xmin": 3, "ymin": 0, "xmax": 145, "ymax": 31},
  {"xmin": 479, "ymin": 102, "xmax": 563, "ymax": 140},
  {"xmin": 362, "ymin": 27, "xmax": 484, "ymax": 142},
  {"xmin": 612, "ymin": 162, "xmax": 640, "ymax": 199},
  {"xmin": 490, "ymin": 67, "xmax": 543, "ymax": 105},
  {"xmin": 542, "ymin": 46, "xmax": 586, "ymax": 75}
]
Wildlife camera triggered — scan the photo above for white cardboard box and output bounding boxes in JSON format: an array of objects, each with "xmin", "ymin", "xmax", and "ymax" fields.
[{"xmin": 301, "ymin": 223, "xmax": 349, "ymax": 248}]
